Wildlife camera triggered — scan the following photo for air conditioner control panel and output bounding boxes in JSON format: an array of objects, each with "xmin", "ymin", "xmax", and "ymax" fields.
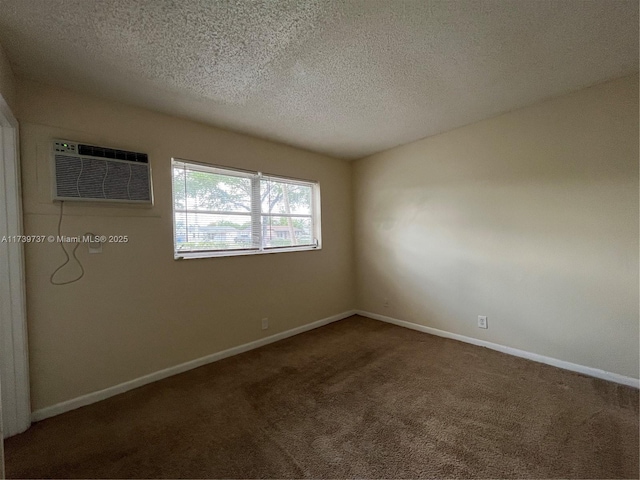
[{"xmin": 54, "ymin": 141, "xmax": 77, "ymax": 154}]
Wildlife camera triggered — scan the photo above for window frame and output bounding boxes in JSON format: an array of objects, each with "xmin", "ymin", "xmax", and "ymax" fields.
[{"xmin": 171, "ymin": 158, "xmax": 322, "ymax": 259}]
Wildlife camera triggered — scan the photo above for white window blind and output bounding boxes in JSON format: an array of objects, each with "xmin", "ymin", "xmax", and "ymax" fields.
[{"xmin": 172, "ymin": 159, "xmax": 321, "ymax": 258}]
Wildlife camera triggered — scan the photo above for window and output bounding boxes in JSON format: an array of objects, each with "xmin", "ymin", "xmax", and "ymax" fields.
[{"xmin": 172, "ymin": 159, "xmax": 321, "ymax": 258}]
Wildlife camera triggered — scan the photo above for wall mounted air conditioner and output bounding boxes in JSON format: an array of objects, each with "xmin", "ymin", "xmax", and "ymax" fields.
[{"xmin": 52, "ymin": 139, "xmax": 153, "ymax": 204}]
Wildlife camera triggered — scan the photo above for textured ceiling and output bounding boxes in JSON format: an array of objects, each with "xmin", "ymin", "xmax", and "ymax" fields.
[{"xmin": 0, "ymin": 0, "xmax": 637, "ymax": 159}]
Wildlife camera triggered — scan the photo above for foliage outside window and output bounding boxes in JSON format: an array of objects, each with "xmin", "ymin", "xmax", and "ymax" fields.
[{"xmin": 172, "ymin": 159, "xmax": 321, "ymax": 258}]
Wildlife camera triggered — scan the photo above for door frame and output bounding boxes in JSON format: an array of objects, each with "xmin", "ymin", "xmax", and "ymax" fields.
[{"xmin": 0, "ymin": 94, "xmax": 30, "ymax": 438}]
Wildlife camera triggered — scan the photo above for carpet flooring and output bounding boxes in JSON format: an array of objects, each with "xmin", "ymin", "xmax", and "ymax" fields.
[{"xmin": 5, "ymin": 315, "xmax": 639, "ymax": 479}]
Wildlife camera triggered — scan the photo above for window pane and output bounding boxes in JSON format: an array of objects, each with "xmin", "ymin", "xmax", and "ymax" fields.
[
  {"xmin": 261, "ymin": 179, "xmax": 312, "ymax": 215},
  {"xmin": 173, "ymin": 160, "xmax": 319, "ymax": 257},
  {"xmin": 262, "ymin": 216, "xmax": 313, "ymax": 248},
  {"xmin": 173, "ymin": 166, "xmax": 187, "ymax": 210},
  {"xmin": 184, "ymin": 170, "xmax": 252, "ymax": 213},
  {"xmin": 175, "ymin": 213, "xmax": 255, "ymax": 252}
]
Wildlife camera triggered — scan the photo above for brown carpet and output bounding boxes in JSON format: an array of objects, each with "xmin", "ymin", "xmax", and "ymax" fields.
[{"xmin": 5, "ymin": 315, "xmax": 639, "ymax": 479}]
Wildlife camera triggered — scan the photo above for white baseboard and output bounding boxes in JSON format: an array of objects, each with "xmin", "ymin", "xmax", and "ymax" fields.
[
  {"xmin": 357, "ymin": 310, "xmax": 639, "ymax": 389},
  {"xmin": 31, "ymin": 308, "xmax": 638, "ymax": 422},
  {"xmin": 31, "ymin": 310, "xmax": 357, "ymax": 422}
]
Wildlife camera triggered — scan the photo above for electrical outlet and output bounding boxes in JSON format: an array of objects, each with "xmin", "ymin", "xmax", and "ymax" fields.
[
  {"xmin": 261, "ymin": 318, "xmax": 269, "ymax": 330},
  {"xmin": 478, "ymin": 315, "xmax": 488, "ymax": 329},
  {"xmin": 383, "ymin": 298, "xmax": 389, "ymax": 308},
  {"xmin": 88, "ymin": 237, "xmax": 102, "ymax": 254}
]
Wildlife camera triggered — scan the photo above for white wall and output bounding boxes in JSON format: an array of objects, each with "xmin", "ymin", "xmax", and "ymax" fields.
[
  {"xmin": 354, "ymin": 74, "xmax": 639, "ymax": 379},
  {"xmin": 17, "ymin": 80, "xmax": 354, "ymax": 412}
]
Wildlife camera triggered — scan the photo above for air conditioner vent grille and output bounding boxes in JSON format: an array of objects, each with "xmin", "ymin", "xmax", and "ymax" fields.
[
  {"xmin": 128, "ymin": 163, "xmax": 151, "ymax": 201},
  {"xmin": 77, "ymin": 144, "xmax": 148, "ymax": 163},
  {"xmin": 55, "ymin": 155, "xmax": 81, "ymax": 198},
  {"xmin": 52, "ymin": 140, "xmax": 152, "ymax": 204},
  {"xmin": 103, "ymin": 162, "xmax": 130, "ymax": 199}
]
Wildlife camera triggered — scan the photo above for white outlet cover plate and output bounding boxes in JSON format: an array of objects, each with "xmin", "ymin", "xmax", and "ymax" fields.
[
  {"xmin": 478, "ymin": 316, "xmax": 488, "ymax": 329},
  {"xmin": 88, "ymin": 244, "xmax": 102, "ymax": 254}
]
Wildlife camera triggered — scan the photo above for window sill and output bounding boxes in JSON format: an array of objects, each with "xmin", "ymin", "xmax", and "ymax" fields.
[{"xmin": 174, "ymin": 245, "xmax": 321, "ymax": 260}]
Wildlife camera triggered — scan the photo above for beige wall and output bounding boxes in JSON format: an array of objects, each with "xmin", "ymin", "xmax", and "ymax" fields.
[
  {"xmin": 354, "ymin": 74, "xmax": 639, "ymax": 379},
  {"xmin": 17, "ymin": 80, "xmax": 354, "ymax": 411},
  {"xmin": 0, "ymin": 42, "xmax": 16, "ymax": 111},
  {"xmin": 14, "ymin": 71, "xmax": 640, "ymax": 411}
]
